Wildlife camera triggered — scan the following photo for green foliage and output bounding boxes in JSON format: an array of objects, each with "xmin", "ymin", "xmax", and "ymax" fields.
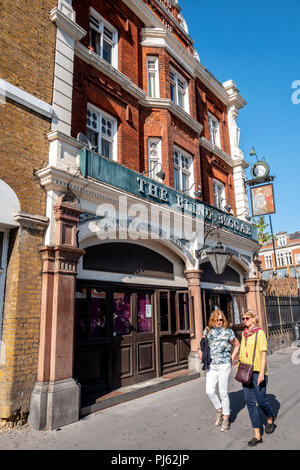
[{"xmin": 252, "ymin": 216, "xmax": 272, "ymax": 244}]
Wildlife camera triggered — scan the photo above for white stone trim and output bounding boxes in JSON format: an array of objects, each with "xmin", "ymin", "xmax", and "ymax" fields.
[
  {"xmin": 143, "ymin": 97, "xmax": 203, "ymax": 135},
  {"xmin": 13, "ymin": 212, "xmax": 49, "ymax": 229},
  {"xmin": 50, "ymin": 1, "xmax": 87, "ymax": 136},
  {"xmin": 140, "ymin": 28, "xmax": 230, "ymax": 105},
  {"xmin": 199, "ymin": 137, "xmax": 234, "ymax": 167},
  {"xmin": 50, "ymin": 4, "xmax": 86, "ymax": 42},
  {"xmin": 75, "ymin": 42, "xmax": 146, "ymax": 102},
  {"xmin": 0, "ymin": 79, "xmax": 54, "ymax": 119}
]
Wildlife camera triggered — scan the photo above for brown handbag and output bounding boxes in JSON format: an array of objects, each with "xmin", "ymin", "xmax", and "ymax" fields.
[{"xmin": 235, "ymin": 331, "xmax": 258, "ymax": 385}]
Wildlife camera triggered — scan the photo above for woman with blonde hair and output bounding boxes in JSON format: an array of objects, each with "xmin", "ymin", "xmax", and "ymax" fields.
[
  {"xmin": 198, "ymin": 309, "xmax": 240, "ymax": 432},
  {"xmin": 239, "ymin": 310, "xmax": 274, "ymax": 446}
]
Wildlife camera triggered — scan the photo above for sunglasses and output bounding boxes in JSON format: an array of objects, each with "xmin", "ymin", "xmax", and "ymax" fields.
[
  {"xmin": 216, "ymin": 318, "xmax": 224, "ymax": 322},
  {"xmin": 242, "ymin": 317, "xmax": 251, "ymax": 321}
]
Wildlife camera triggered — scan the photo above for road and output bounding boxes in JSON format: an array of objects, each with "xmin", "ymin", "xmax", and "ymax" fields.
[{"xmin": 0, "ymin": 347, "xmax": 299, "ymax": 451}]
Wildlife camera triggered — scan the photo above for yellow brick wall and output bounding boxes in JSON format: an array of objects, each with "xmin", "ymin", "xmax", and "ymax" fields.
[{"xmin": 0, "ymin": 0, "xmax": 57, "ymax": 423}]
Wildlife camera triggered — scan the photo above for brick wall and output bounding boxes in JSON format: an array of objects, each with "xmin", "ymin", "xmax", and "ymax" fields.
[{"xmin": 0, "ymin": 0, "xmax": 57, "ymax": 424}]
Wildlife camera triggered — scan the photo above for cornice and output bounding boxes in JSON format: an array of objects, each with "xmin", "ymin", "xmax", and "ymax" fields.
[
  {"xmin": 143, "ymin": 97, "xmax": 203, "ymax": 135},
  {"xmin": 75, "ymin": 43, "xmax": 146, "ymax": 102},
  {"xmin": 50, "ymin": 7, "xmax": 86, "ymax": 42},
  {"xmin": 223, "ymin": 80, "xmax": 247, "ymax": 109},
  {"xmin": 141, "ymin": 27, "xmax": 196, "ymax": 77},
  {"xmin": 47, "ymin": 130, "xmax": 84, "ymax": 148},
  {"xmin": 140, "ymin": 28, "xmax": 230, "ymax": 105},
  {"xmin": 199, "ymin": 137, "xmax": 234, "ymax": 168}
]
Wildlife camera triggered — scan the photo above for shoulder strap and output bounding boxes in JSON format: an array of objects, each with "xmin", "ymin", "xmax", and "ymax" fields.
[{"xmin": 251, "ymin": 331, "xmax": 259, "ymax": 366}]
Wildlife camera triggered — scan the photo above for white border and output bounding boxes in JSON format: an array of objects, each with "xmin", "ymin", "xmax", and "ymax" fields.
[{"xmin": 0, "ymin": 79, "xmax": 54, "ymax": 119}]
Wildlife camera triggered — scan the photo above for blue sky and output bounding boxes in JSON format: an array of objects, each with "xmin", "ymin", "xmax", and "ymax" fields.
[{"xmin": 180, "ymin": 0, "xmax": 300, "ymax": 235}]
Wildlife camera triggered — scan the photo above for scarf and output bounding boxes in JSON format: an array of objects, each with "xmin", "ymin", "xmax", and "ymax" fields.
[{"xmin": 243, "ymin": 327, "xmax": 261, "ymax": 357}]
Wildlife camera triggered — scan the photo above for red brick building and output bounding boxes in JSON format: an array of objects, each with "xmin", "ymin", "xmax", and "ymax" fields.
[
  {"xmin": 2, "ymin": 0, "xmax": 263, "ymax": 429},
  {"xmin": 259, "ymin": 231, "xmax": 300, "ymax": 280}
]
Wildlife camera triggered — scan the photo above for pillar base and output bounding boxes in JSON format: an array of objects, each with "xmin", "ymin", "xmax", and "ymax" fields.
[
  {"xmin": 29, "ymin": 378, "xmax": 81, "ymax": 430},
  {"xmin": 188, "ymin": 351, "xmax": 202, "ymax": 373}
]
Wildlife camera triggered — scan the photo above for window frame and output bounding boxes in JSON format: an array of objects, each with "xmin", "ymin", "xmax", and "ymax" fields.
[
  {"xmin": 173, "ymin": 146, "xmax": 194, "ymax": 194},
  {"xmin": 169, "ymin": 66, "xmax": 189, "ymax": 112},
  {"xmin": 265, "ymin": 254, "xmax": 273, "ymax": 269},
  {"xmin": 213, "ymin": 178, "xmax": 226, "ymax": 210},
  {"xmin": 86, "ymin": 103, "xmax": 118, "ymax": 161},
  {"xmin": 148, "ymin": 138, "xmax": 162, "ymax": 181},
  {"xmin": 208, "ymin": 112, "xmax": 221, "ymax": 148},
  {"xmin": 147, "ymin": 56, "xmax": 160, "ymax": 98},
  {"xmin": 89, "ymin": 8, "xmax": 118, "ymax": 68}
]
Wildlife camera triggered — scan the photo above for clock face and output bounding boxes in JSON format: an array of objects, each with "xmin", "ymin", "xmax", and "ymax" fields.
[
  {"xmin": 251, "ymin": 161, "xmax": 270, "ymax": 179},
  {"xmin": 254, "ymin": 164, "xmax": 267, "ymax": 177}
]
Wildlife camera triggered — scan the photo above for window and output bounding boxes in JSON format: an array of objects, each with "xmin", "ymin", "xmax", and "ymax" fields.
[
  {"xmin": 86, "ymin": 105, "xmax": 117, "ymax": 160},
  {"xmin": 170, "ymin": 67, "xmax": 189, "ymax": 111},
  {"xmin": 208, "ymin": 113, "xmax": 221, "ymax": 148},
  {"xmin": 147, "ymin": 56, "xmax": 160, "ymax": 98},
  {"xmin": 173, "ymin": 148, "xmax": 193, "ymax": 193},
  {"xmin": 148, "ymin": 138, "xmax": 162, "ymax": 181},
  {"xmin": 265, "ymin": 254, "xmax": 273, "ymax": 269},
  {"xmin": 277, "ymin": 234, "xmax": 287, "ymax": 246},
  {"xmin": 213, "ymin": 179, "xmax": 226, "ymax": 209},
  {"xmin": 286, "ymin": 251, "xmax": 293, "ymax": 265},
  {"xmin": 89, "ymin": 9, "xmax": 118, "ymax": 67},
  {"xmin": 276, "ymin": 251, "xmax": 292, "ymax": 267},
  {"xmin": 159, "ymin": 291, "xmax": 193, "ymax": 334}
]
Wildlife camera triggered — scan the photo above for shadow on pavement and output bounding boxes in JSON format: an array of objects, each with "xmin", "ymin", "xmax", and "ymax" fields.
[
  {"xmin": 229, "ymin": 390, "xmax": 245, "ymax": 423},
  {"xmin": 229, "ymin": 390, "xmax": 281, "ymax": 427}
]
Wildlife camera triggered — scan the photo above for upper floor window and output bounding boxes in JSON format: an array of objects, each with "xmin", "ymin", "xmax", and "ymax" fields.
[
  {"xmin": 276, "ymin": 251, "xmax": 293, "ymax": 267},
  {"xmin": 213, "ymin": 179, "xmax": 226, "ymax": 209},
  {"xmin": 170, "ymin": 67, "xmax": 189, "ymax": 112},
  {"xmin": 89, "ymin": 9, "xmax": 118, "ymax": 68},
  {"xmin": 148, "ymin": 138, "xmax": 162, "ymax": 181},
  {"xmin": 277, "ymin": 234, "xmax": 287, "ymax": 246},
  {"xmin": 173, "ymin": 148, "xmax": 193, "ymax": 193},
  {"xmin": 147, "ymin": 56, "xmax": 160, "ymax": 98},
  {"xmin": 208, "ymin": 113, "xmax": 221, "ymax": 148},
  {"xmin": 265, "ymin": 254, "xmax": 273, "ymax": 269},
  {"xmin": 86, "ymin": 105, "xmax": 117, "ymax": 160}
]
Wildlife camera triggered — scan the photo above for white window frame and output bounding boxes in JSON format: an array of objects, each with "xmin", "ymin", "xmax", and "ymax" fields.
[
  {"xmin": 265, "ymin": 254, "xmax": 273, "ymax": 269},
  {"xmin": 286, "ymin": 251, "xmax": 293, "ymax": 265},
  {"xmin": 213, "ymin": 178, "xmax": 226, "ymax": 210},
  {"xmin": 147, "ymin": 56, "xmax": 160, "ymax": 98},
  {"xmin": 89, "ymin": 8, "xmax": 118, "ymax": 68},
  {"xmin": 86, "ymin": 104, "xmax": 118, "ymax": 161},
  {"xmin": 0, "ymin": 229, "xmax": 9, "ymax": 341},
  {"xmin": 170, "ymin": 67, "xmax": 189, "ymax": 112},
  {"xmin": 208, "ymin": 112, "xmax": 221, "ymax": 148},
  {"xmin": 148, "ymin": 138, "xmax": 162, "ymax": 181},
  {"xmin": 173, "ymin": 147, "xmax": 194, "ymax": 194},
  {"xmin": 277, "ymin": 234, "xmax": 287, "ymax": 246}
]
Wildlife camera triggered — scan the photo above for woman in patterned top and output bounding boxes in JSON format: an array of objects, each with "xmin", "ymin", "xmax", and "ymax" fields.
[{"xmin": 198, "ymin": 309, "xmax": 240, "ymax": 432}]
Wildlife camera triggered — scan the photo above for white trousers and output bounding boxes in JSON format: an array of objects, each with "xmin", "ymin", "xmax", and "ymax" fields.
[{"xmin": 206, "ymin": 363, "xmax": 232, "ymax": 416}]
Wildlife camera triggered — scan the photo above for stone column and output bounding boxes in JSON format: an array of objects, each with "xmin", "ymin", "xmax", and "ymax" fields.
[
  {"xmin": 245, "ymin": 279, "xmax": 267, "ymax": 333},
  {"xmin": 185, "ymin": 270, "xmax": 203, "ymax": 373},
  {"xmin": 29, "ymin": 195, "xmax": 84, "ymax": 430}
]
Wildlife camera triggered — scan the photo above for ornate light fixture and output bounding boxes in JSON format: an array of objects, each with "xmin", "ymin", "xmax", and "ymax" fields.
[
  {"xmin": 206, "ymin": 242, "xmax": 233, "ymax": 275},
  {"xmin": 143, "ymin": 162, "xmax": 165, "ymax": 181},
  {"xmin": 183, "ymin": 182, "xmax": 202, "ymax": 198}
]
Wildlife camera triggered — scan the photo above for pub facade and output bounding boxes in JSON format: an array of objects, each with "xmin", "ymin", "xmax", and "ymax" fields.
[{"xmin": 27, "ymin": 0, "xmax": 264, "ymax": 430}]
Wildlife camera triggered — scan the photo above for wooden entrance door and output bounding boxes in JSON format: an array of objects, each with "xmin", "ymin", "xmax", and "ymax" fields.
[
  {"xmin": 158, "ymin": 290, "xmax": 191, "ymax": 375},
  {"xmin": 112, "ymin": 289, "xmax": 156, "ymax": 388}
]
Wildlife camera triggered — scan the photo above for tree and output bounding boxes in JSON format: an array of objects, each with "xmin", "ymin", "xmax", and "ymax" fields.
[{"xmin": 252, "ymin": 216, "xmax": 272, "ymax": 244}]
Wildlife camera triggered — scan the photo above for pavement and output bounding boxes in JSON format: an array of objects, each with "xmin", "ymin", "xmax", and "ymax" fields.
[{"xmin": 0, "ymin": 346, "xmax": 299, "ymax": 451}]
